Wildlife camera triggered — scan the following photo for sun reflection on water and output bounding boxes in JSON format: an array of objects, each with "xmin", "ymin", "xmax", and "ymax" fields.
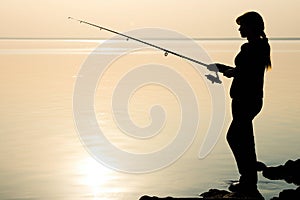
[{"xmin": 76, "ymin": 157, "xmax": 126, "ymax": 200}]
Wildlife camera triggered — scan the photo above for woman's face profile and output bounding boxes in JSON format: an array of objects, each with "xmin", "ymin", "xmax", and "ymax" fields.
[
  {"xmin": 238, "ymin": 23, "xmax": 260, "ymax": 39},
  {"xmin": 238, "ymin": 24, "xmax": 248, "ymax": 38}
]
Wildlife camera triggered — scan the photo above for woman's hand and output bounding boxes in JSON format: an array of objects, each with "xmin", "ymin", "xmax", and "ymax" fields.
[
  {"xmin": 208, "ymin": 63, "xmax": 234, "ymax": 73},
  {"xmin": 208, "ymin": 63, "xmax": 235, "ymax": 78},
  {"xmin": 223, "ymin": 69, "xmax": 235, "ymax": 78}
]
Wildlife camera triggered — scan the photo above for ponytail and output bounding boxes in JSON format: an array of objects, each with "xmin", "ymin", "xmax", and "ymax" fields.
[{"xmin": 261, "ymin": 30, "xmax": 272, "ymax": 71}]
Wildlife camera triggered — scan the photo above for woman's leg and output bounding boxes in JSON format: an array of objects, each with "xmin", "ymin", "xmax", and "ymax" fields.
[{"xmin": 227, "ymin": 99, "xmax": 262, "ymax": 189}]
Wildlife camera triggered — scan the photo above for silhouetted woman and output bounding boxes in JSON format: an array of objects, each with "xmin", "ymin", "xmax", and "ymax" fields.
[{"xmin": 209, "ymin": 11, "xmax": 271, "ymax": 198}]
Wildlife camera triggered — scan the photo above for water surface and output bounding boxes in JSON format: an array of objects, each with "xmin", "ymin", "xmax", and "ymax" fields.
[{"xmin": 0, "ymin": 38, "xmax": 299, "ymax": 200}]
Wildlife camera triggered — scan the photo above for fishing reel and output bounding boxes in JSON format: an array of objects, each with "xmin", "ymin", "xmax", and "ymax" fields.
[
  {"xmin": 205, "ymin": 64, "xmax": 222, "ymax": 84},
  {"xmin": 205, "ymin": 72, "xmax": 222, "ymax": 84}
]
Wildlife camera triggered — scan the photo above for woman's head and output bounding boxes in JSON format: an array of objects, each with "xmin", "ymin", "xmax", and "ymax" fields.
[
  {"xmin": 236, "ymin": 11, "xmax": 266, "ymax": 39},
  {"xmin": 237, "ymin": 11, "xmax": 272, "ymax": 70}
]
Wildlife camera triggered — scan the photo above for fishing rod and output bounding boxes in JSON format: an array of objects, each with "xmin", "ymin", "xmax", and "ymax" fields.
[{"xmin": 68, "ymin": 17, "xmax": 221, "ymax": 84}]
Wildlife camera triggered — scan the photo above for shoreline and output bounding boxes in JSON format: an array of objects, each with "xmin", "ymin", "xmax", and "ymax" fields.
[{"xmin": 139, "ymin": 159, "xmax": 300, "ymax": 200}]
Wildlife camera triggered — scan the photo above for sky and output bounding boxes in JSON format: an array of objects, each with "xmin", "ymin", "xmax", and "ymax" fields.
[{"xmin": 0, "ymin": 0, "xmax": 299, "ymax": 39}]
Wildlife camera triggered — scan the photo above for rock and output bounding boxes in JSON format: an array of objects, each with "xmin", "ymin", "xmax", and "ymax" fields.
[
  {"xmin": 200, "ymin": 189, "xmax": 264, "ymax": 200},
  {"xmin": 270, "ymin": 187, "xmax": 300, "ymax": 200},
  {"xmin": 139, "ymin": 189, "xmax": 264, "ymax": 200},
  {"xmin": 261, "ymin": 158, "xmax": 300, "ymax": 199},
  {"xmin": 256, "ymin": 161, "xmax": 267, "ymax": 172},
  {"xmin": 199, "ymin": 189, "xmax": 230, "ymax": 198},
  {"xmin": 139, "ymin": 195, "xmax": 199, "ymax": 199},
  {"xmin": 262, "ymin": 159, "xmax": 300, "ymax": 185}
]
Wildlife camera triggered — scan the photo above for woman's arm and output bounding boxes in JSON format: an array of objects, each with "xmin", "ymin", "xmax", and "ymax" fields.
[
  {"xmin": 207, "ymin": 63, "xmax": 235, "ymax": 78},
  {"xmin": 215, "ymin": 63, "xmax": 234, "ymax": 73}
]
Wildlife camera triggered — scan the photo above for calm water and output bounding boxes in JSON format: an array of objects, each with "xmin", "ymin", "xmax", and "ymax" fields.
[{"xmin": 0, "ymin": 38, "xmax": 299, "ymax": 200}]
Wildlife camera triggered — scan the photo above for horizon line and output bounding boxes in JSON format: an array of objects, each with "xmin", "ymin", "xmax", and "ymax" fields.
[{"xmin": 0, "ymin": 37, "xmax": 299, "ymax": 41}]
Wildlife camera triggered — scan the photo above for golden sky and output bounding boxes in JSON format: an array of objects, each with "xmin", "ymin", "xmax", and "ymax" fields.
[{"xmin": 0, "ymin": 0, "xmax": 299, "ymax": 38}]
